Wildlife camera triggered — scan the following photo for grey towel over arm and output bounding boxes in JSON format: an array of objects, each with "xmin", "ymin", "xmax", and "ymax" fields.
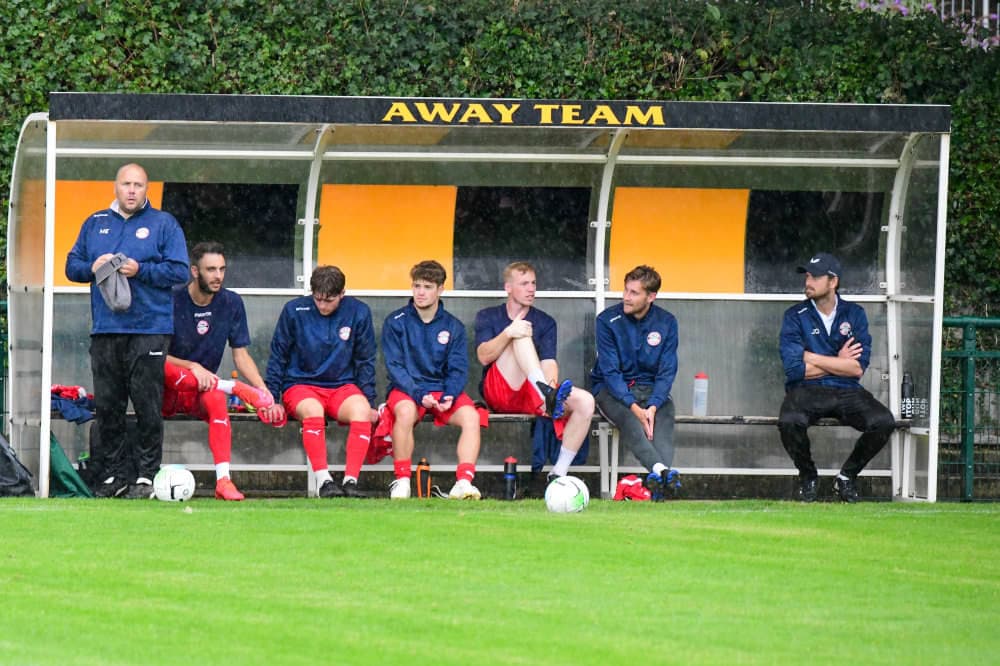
[{"xmin": 94, "ymin": 252, "xmax": 132, "ymax": 312}]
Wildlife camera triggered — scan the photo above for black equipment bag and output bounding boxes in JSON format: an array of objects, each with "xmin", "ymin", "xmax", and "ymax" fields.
[{"xmin": 0, "ymin": 432, "xmax": 34, "ymax": 497}]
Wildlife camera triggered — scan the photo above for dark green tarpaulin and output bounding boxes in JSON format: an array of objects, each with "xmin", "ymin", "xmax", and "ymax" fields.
[{"xmin": 50, "ymin": 434, "xmax": 93, "ymax": 498}]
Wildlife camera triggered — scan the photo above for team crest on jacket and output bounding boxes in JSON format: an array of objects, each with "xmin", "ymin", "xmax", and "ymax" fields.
[
  {"xmin": 646, "ymin": 331, "xmax": 662, "ymax": 347},
  {"xmin": 339, "ymin": 326, "xmax": 351, "ymax": 341},
  {"xmin": 437, "ymin": 330, "xmax": 451, "ymax": 345},
  {"xmin": 839, "ymin": 322, "xmax": 853, "ymax": 337},
  {"xmin": 196, "ymin": 320, "xmax": 210, "ymax": 336},
  {"xmin": 135, "ymin": 227, "xmax": 150, "ymax": 239}
]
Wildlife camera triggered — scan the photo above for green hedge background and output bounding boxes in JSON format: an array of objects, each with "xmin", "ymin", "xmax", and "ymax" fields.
[{"xmin": 2, "ymin": 0, "xmax": 998, "ymax": 312}]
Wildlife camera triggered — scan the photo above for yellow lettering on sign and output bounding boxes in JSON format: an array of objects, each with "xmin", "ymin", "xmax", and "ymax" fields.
[
  {"xmin": 458, "ymin": 103, "xmax": 493, "ymax": 123},
  {"xmin": 561, "ymin": 105, "xmax": 584, "ymax": 125},
  {"xmin": 623, "ymin": 105, "xmax": 665, "ymax": 126},
  {"xmin": 414, "ymin": 102, "xmax": 462, "ymax": 122},
  {"xmin": 386, "ymin": 100, "xmax": 666, "ymax": 127},
  {"xmin": 586, "ymin": 105, "xmax": 622, "ymax": 125},
  {"xmin": 534, "ymin": 104, "xmax": 559, "ymax": 124},
  {"xmin": 383, "ymin": 102, "xmax": 417, "ymax": 123},
  {"xmin": 492, "ymin": 103, "xmax": 520, "ymax": 124}
]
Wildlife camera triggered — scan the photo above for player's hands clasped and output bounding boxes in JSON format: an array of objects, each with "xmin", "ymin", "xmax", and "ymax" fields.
[{"xmin": 505, "ymin": 312, "xmax": 532, "ymax": 339}]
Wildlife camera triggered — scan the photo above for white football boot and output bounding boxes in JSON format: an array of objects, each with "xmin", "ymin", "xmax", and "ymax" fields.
[
  {"xmin": 448, "ymin": 478, "xmax": 481, "ymax": 500},
  {"xmin": 389, "ymin": 477, "xmax": 411, "ymax": 499}
]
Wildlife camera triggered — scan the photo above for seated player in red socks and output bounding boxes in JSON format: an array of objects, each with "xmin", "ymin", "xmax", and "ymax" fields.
[
  {"xmin": 381, "ymin": 260, "xmax": 485, "ymax": 500},
  {"xmin": 258, "ymin": 265, "xmax": 378, "ymax": 498},
  {"xmin": 163, "ymin": 241, "xmax": 272, "ymax": 501}
]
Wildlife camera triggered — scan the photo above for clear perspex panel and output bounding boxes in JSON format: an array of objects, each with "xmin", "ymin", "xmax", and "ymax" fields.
[{"xmin": 6, "ymin": 116, "xmax": 48, "ymax": 484}]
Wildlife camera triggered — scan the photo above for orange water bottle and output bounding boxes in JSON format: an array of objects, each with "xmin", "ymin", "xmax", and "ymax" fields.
[
  {"xmin": 228, "ymin": 371, "xmax": 242, "ymax": 411},
  {"xmin": 416, "ymin": 457, "xmax": 431, "ymax": 498}
]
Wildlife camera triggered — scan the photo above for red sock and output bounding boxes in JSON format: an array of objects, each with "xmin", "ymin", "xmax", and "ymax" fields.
[
  {"xmin": 456, "ymin": 462, "xmax": 476, "ymax": 482},
  {"xmin": 301, "ymin": 417, "xmax": 328, "ymax": 472},
  {"xmin": 202, "ymin": 391, "xmax": 231, "ymax": 465},
  {"xmin": 394, "ymin": 458, "xmax": 412, "ymax": 479},
  {"xmin": 163, "ymin": 362, "xmax": 199, "ymax": 392},
  {"xmin": 343, "ymin": 421, "xmax": 370, "ymax": 479}
]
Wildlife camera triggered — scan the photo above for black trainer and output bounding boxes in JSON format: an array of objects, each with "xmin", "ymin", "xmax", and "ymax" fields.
[
  {"xmin": 833, "ymin": 476, "xmax": 859, "ymax": 503},
  {"xmin": 523, "ymin": 473, "xmax": 550, "ymax": 498},
  {"xmin": 123, "ymin": 479, "xmax": 154, "ymax": 500},
  {"xmin": 318, "ymin": 479, "xmax": 344, "ymax": 498},
  {"xmin": 340, "ymin": 479, "xmax": 369, "ymax": 498},
  {"xmin": 537, "ymin": 379, "xmax": 573, "ymax": 419},
  {"xmin": 95, "ymin": 476, "xmax": 129, "ymax": 498},
  {"xmin": 798, "ymin": 477, "xmax": 819, "ymax": 503}
]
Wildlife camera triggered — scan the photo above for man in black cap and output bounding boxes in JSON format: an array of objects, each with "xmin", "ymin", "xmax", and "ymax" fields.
[{"xmin": 777, "ymin": 252, "xmax": 895, "ymax": 502}]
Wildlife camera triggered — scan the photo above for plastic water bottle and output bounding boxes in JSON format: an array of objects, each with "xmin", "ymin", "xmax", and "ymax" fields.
[
  {"xmin": 416, "ymin": 457, "xmax": 431, "ymax": 498},
  {"xmin": 901, "ymin": 372, "xmax": 914, "ymax": 419},
  {"xmin": 692, "ymin": 372, "xmax": 709, "ymax": 417},
  {"xmin": 504, "ymin": 456, "xmax": 518, "ymax": 500}
]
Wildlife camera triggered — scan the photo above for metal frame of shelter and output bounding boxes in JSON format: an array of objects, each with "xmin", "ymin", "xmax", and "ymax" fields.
[{"xmin": 6, "ymin": 93, "xmax": 950, "ymax": 500}]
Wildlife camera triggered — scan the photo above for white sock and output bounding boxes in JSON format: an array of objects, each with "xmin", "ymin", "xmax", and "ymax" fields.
[
  {"xmin": 652, "ymin": 462, "xmax": 668, "ymax": 477},
  {"xmin": 314, "ymin": 469, "xmax": 332, "ymax": 485},
  {"xmin": 216, "ymin": 379, "xmax": 234, "ymax": 394},
  {"xmin": 342, "ymin": 475, "xmax": 357, "ymax": 485},
  {"xmin": 528, "ymin": 368, "xmax": 547, "ymax": 400},
  {"xmin": 215, "ymin": 462, "xmax": 231, "ymax": 481},
  {"xmin": 551, "ymin": 446, "xmax": 577, "ymax": 477}
]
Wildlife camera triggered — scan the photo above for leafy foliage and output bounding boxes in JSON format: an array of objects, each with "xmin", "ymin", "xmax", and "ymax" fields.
[{"xmin": 1, "ymin": 0, "xmax": 997, "ymax": 310}]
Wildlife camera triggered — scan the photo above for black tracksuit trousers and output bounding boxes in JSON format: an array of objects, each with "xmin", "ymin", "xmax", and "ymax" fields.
[
  {"xmin": 90, "ymin": 334, "xmax": 170, "ymax": 482},
  {"xmin": 778, "ymin": 384, "xmax": 895, "ymax": 480}
]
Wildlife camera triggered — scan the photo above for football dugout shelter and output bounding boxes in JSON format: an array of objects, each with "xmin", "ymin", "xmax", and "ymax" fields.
[{"xmin": 6, "ymin": 93, "xmax": 949, "ymax": 500}]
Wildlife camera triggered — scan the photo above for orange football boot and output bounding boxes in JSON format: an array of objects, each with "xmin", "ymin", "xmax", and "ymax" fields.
[
  {"xmin": 215, "ymin": 477, "xmax": 245, "ymax": 501},
  {"xmin": 232, "ymin": 381, "xmax": 274, "ymax": 410}
]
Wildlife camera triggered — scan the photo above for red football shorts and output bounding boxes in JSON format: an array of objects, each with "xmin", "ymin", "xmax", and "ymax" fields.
[
  {"xmin": 282, "ymin": 384, "xmax": 365, "ymax": 424},
  {"xmin": 482, "ymin": 364, "xmax": 545, "ymax": 415},
  {"xmin": 386, "ymin": 389, "xmax": 486, "ymax": 428},
  {"xmin": 481, "ymin": 365, "xmax": 566, "ymax": 439}
]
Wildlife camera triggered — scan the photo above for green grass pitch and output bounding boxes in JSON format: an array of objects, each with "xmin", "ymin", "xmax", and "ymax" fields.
[{"xmin": 2, "ymin": 498, "xmax": 998, "ymax": 665}]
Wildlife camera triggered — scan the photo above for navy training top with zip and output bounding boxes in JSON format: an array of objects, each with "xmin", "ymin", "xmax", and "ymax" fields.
[
  {"xmin": 474, "ymin": 304, "xmax": 557, "ymax": 396},
  {"xmin": 169, "ymin": 286, "xmax": 251, "ymax": 374},
  {"xmin": 65, "ymin": 201, "xmax": 189, "ymax": 335},
  {"xmin": 779, "ymin": 296, "xmax": 872, "ymax": 391},
  {"xmin": 590, "ymin": 302, "xmax": 678, "ymax": 409},
  {"xmin": 382, "ymin": 299, "xmax": 468, "ymax": 402},
  {"xmin": 265, "ymin": 295, "xmax": 376, "ymax": 406}
]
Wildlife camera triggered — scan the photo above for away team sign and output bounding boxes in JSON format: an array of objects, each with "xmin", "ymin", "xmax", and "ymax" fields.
[
  {"xmin": 48, "ymin": 93, "xmax": 951, "ymax": 133},
  {"xmin": 381, "ymin": 100, "xmax": 667, "ymax": 126}
]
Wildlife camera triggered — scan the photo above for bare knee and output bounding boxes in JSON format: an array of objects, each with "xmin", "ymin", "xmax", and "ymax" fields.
[
  {"xmin": 450, "ymin": 405, "xmax": 480, "ymax": 430},
  {"xmin": 393, "ymin": 400, "xmax": 419, "ymax": 428},
  {"xmin": 567, "ymin": 388, "xmax": 595, "ymax": 418},
  {"xmin": 296, "ymin": 397, "xmax": 325, "ymax": 420},
  {"xmin": 340, "ymin": 395, "xmax": 372, "ymax": 422}
]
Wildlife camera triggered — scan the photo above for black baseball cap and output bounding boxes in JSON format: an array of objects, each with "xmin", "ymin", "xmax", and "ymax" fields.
[{"xmin": 796, "ymin": 252, "xmax": 842, "ymax": 278}]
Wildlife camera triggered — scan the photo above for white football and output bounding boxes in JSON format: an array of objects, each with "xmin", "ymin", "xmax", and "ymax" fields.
[
  {"xmin": 153, "ymin": 465, "xmax": 196, "ymax": 502},
  {"xmin": 544, "ymin": 475, "xmax": 590, "ymax": 513}
]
